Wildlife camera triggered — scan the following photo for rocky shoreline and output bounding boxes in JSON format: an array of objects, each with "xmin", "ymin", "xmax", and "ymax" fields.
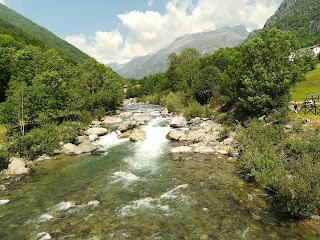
[{"xmin": 3, "ymin": 99, "xmax": 238, "ymax": 176}]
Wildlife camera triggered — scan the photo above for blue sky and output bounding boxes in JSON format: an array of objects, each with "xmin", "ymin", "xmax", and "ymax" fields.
[{"xmin": 1, "ymin": 0, "xmax": 283, "ymax": 63}]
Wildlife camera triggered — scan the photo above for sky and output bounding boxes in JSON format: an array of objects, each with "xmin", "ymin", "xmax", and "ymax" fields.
[{"xmin": 1, "ymin": 0, "xmax": 283, "ymax": 63}]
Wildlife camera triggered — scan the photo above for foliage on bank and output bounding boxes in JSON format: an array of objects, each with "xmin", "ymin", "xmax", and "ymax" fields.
[
  {"xmin": 237, "ymin": 120, "xmax": 320, "ymax": 218},
  {"xmin": 0, "ymin": 45, "xmax": 125, "ymax": 167}
]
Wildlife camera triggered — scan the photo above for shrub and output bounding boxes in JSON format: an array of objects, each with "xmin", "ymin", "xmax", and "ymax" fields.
[
  {"xmin": 0, "ymin": 148, "xmax": 9, "ymax": 170},
  {"xmin": 160, "ymin": 92, "xmax": 186, "ymax": 114},
  {"xmin": 184, "ymin": 101, "xmax": 205, "ymax": 120},
  {"xmin": 219, "ymin": 126, "xmax": 230, "ymax": 141}
]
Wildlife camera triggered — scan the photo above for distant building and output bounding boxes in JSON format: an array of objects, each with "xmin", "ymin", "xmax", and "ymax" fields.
[{"xmin": 296, "ymin": 44, "xmax": 320, "ymax": 61}]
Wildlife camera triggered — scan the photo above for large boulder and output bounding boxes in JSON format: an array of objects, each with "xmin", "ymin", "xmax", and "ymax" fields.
[
  {"xmin": 119, "ymin": 112, "xmax": 133, "ymax": 119},
  {"xmin": 75, "ymin": 135, "xmax": 91, "ymax": 144},
  {"xmin": 6, "ymin": 157, "xmax": 29, "ymax": 175},
  {"xmin": 194, "ymin": 146, "xmax": 215, "ymax": 154},
  {"xmin": 103, "ymin": 116, "xmax": 123, "ymax": 125},
  {"xmin": 118, "ymin": 122, "xmax": 136, "ymax": 132},
  {"xmin": 131, "ymin": 114, "xmax": 151, "ymax": 124},
  {"xmin": 60, "ymin": 143, "xmax": 83, "ymax": 156},
  {"xmin": 89, "ymin": 134, "xmax": 99, "ymax": 142},
  {"xmin": 169, "ymin": 117, "xmax": 187, "ymax": 128},
  {"xmin": 160, "ymin": 108, "xmax": 169, "ymax": 116},
  {"xmin": 170, "ymin": 146, "xmax": 193, "ymax": 154},
  {"xmin": 85, "ymin": 127, "xmax": 109, "ymax": 136},
  {"xmin": 166, "ymin": 130, "xmax": 186, "ymax": 141},
  {"xmin": 78, "ymin": 142, "xmax": 98, "ymax": 153},
  {"xmin": 129, "ymin": 129, "xmax": 146, "ymax": 142}
]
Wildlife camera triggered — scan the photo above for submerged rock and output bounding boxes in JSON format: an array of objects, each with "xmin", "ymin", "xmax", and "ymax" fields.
[
  {"xmin": 129, "ymin": 129, "xmax": 146, "ymax": 142},
  {"xmin": 60, "ymin": 143, "xmax": 83, "ymax": 156},
  {"xmin": 6, "ymin": 157, "xmax": 29, "ymax": 175}
]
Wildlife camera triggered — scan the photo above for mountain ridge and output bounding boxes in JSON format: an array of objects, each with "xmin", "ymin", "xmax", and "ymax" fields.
[
  {"xmin": 112, "ymin": 25, "xmax": 250, "ymax": 79},
  {"xmin": 0, "ymin": 3, "xmax": 89, "ymax": 63}
]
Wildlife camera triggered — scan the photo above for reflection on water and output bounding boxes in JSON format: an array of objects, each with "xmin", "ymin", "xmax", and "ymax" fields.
[{"xmin": 0, "ymin": 104, "xmax": 320, "ymax": 239}]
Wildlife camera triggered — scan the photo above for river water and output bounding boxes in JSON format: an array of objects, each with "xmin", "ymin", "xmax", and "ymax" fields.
[{"xmin": 1, "ymin": 104, "xmax": 320, "ymax": 239}]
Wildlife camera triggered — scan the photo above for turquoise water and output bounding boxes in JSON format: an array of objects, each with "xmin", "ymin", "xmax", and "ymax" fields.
[{"xmin": 1, "ymin": 104, "xmax": 320, "ymax": 239}]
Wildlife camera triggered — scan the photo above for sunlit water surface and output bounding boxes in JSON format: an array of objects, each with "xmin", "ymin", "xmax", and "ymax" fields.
[{"xmin": 1, "ymin": 104, "xmax": 320, "ymax": 239}]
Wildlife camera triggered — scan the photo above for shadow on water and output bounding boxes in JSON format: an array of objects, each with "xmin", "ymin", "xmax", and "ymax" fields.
[{"xmin": 0, "ymin": 103, "xmax": 320, "ymax": 239}]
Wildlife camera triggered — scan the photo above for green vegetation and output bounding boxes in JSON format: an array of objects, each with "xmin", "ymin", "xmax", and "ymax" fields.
[
  {"xmin": 265, "ymin": 0, "xmax": 320, "ymax": 47},
  {"xmin": 0, "ymin": 4, "xmax": 89, "ymax": 63},
  {"xmin": 291, "ymin": 63, "xmax": 320, "ymax": 101},
  {"xmin": 0, "ymin": 32, "xmax": 125, "ymax": 165},
  {"xmin": 237, "ymin": 120, "xmax": 320, "ymax": 218}
]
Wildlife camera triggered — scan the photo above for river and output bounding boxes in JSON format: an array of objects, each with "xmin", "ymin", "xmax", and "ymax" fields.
[{"xmin": 0, "ymin": 103, "xmax": 320, "ymax": 239}]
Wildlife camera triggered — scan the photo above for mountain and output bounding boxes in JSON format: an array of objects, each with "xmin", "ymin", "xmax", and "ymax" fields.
[
  {"xmin": 264, "ymin": 0, "xmax": 320, "ymax": 47},
  {"xmin": 0, "ymin": 3, "xmax": 89, "ymax": 63},
  {"xmin": 114, "ymin": 25, "xmax": 250, "ymax": 79}
]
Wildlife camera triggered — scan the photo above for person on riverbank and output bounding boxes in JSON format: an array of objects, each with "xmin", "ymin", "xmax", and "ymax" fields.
[{"xmin": 294, "ymin": 101, "xmax": 298, "ymax": 111}]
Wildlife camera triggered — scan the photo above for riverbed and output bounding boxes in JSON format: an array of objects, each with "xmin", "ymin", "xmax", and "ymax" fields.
[{"xmin": 0, "ymin": 104, "xmax": 320, "ymax": 239}]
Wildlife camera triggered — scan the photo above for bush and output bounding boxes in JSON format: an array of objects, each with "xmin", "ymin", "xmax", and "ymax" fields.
[
  {"xmin": 160, "ymin": 92, "xmax": 186, "ymax": 114},
  {"xmin": 184, "ymin": 101, "xmax": 205, "ymax": 120},
  {"xmin": 219, "ymin": 126, "xmax": 230, "ymax": 141},
  {"xmin": 0, "ymin": 148, "xmax": 9, "ymax": 170}
]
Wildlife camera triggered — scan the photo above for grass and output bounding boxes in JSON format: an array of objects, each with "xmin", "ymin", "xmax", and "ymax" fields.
[
  {"xmin": 0, "ymin": 125, "xmax": 7, "ymax": 143},
  {"xmin": 291, "ymin": 63, "xmax": 320, "ymax": 102}
]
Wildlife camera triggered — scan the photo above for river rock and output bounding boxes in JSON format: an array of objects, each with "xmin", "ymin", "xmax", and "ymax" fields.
[
  {"xmin": 85, "ymin": 127, "xmax": 109, "ymax": 136},
  {"xmin": 189, "ymin": 117, "xmax": 201, "ymax": 125},
  {"xmin": 103, "ymin": 116, "xmax": 123, "ymax": 125},
  {"xmin": 169, "ymin": 117, "xmax": 187, "ymax": 128},
  {"xmin": 186, "ymin": 129, "xmax": 206, "ymax": 142},
  {"xmin": 60, "ymin": 143, "xmax": 83, "ymax": 156},
  {"xmin": 78, "ymin": 142, "xmax": 98, "ymax": 153},
  {"xmin": 129, "ymin": 129, "xmax": 146, "ymax": 141},
  {"xmin": 194, "ymin": 146, "xmax": 215, "ymax": 154},
  {"xmin": 166, "ymin": 130, "xmax": 186, "ymax": 141},
  {"xmin": 91, "ymin": 120, "xmax": 101, "ymax": 126},
  {"xmin": 119, "ymin": 112, "xmax": 133, "ymax": 119},
  {"xmin": 89, "ymin": 134, "xmax": 99, "ymax": 142},
  {"xmin": 160, "ymin": 108, "xmax": 169, "ymax": 116},
  {"xmin": 6, "ymin": 157, "xmax": 29, "ymax": 175},
  {"xmin": 0, "ymin": 185, "xmax": 6, "ymax": 191},
  {"xmin": 170, "ymin": 146, "xmax": 193, "ymax": 154},
  {"xmin": 118, "ymin": 122, "xmax": 136, "ymax": 132},
  {"xmin": 118, "ymin": 131, "xmax": 132, "ymax": 139},
  {"xmin": 75, "ymin": 135, "xmax": 91, "ymax": 144},
  {"xmin": 131, "ymin": 113, "xmax": 151, "ymax": 124}
]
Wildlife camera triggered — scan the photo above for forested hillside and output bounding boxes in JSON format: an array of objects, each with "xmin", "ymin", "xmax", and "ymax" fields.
[
  {"xmin": 264, "ymin": 0, "xmax": 320, "ymax": 46},
  {"xmin": 0, "ymin": 3, "xmax": 89, "ymax": 63},
  {"xmin": 0, "ymin": 6, "xmax": 126, "ymax": 169}
]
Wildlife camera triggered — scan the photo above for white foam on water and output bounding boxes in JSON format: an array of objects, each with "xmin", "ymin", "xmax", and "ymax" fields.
[
  {"xmin": 49, "ymin": 201, "xmax": 74, "ymax": 213},
  {"xmin": 94, "ymin": 132, "xmax": 129, "ymax": 151},
  {"xmin": 35, "ymin": 232, "xmax": 52, "ymax": 240},
  {"xmin": 38, "ymin": 214, "xmax": 53, "ymax": 223},
  {"xmin": 0, "ymin": 199, "xmax": 10, "ymax": 205},
  {"xmin": 111, "ymin": 171, "xmax": 142, "ymax": 184},
  {"xmin": 123, "ymin": 117, "xmax": 171, "ymax": 171},
  {"xmin": 87, "ymin": 200, "xmax": 100, "ymax": 207},
  {"xmin": 118, "ymin": 184, "xmax": 190, "ymax": 216},
  {"xmin": 160, "ymin": 184, "xmax": 188, "ymax": 200}
]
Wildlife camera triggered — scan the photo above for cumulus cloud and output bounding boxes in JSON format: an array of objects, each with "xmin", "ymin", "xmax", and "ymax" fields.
[
  {"xmin": 0, "ymin": 0, "xmax": 6, "ymax": 5},
  {"xmin": 66, "ymin": 0, "xmax": 283, "ymax": 63}
]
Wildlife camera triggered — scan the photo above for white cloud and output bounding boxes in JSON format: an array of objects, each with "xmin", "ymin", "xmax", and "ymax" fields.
[
  {"xmin": 66, "ymin": 0, "xmax": 283, "ymax": 63},
  {"xmin": 0, "ymin": 0, "xmax": 6, "ymax": 5}
]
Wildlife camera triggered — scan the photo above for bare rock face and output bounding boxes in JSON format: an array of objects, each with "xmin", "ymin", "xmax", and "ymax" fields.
[
  {"xmin": 60, "ymin": 143, "xmax": 83, "ymax": 156},
  {"xmin": 129, "ymin": 129, "xmax": 146, "ymax": 142},
  {"xmin": 6, "ymin": 157, "xmax": 29, "ymax": 175},
  {"xmin": 169, "ymin": 117, "xmax": 187, "ymax": 128},
  {"xmin": 85, "ymin": 127, "xmax": 109, "ymax": 136}
]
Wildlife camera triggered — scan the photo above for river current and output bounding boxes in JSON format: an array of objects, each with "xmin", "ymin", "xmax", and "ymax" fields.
[{"xmin": 1, "ymin": 104, "xmax": 320, "ymax": 239}]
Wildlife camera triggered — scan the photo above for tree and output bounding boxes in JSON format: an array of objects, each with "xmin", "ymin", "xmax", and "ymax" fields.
[{"xmin": 237, "ymin": 28, "xmax": 302, "ymax": 116}]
